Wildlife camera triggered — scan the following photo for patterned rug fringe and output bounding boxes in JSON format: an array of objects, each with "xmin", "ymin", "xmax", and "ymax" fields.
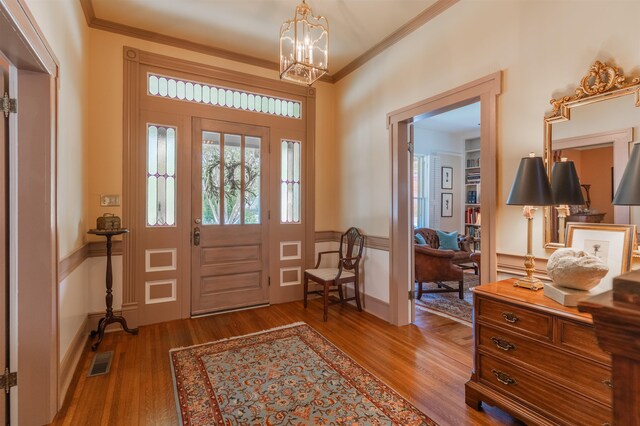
[{"xmin": 168, "ymin": 321, "xmax": 307, "ymax": 353}]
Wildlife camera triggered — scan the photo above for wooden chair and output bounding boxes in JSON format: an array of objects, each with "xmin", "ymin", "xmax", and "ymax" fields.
[{"xmin": 304, "ymin": 227, "xmax": 365, "ymax": 321}]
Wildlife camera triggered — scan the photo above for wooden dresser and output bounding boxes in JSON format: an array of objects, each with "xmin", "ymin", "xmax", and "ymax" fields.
[{"xmin": 465, "ymin": 279, "xmax": 613, "ymax": 425}]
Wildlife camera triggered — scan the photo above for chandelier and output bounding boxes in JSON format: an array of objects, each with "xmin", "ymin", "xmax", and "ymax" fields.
[{"xmin": 279, "ymin": 0, "xmax": 329, "ymax": 85}]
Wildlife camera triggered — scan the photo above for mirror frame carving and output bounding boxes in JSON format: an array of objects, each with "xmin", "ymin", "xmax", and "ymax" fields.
[{"xmin": 544, "ymin": 60, "xmax": 640, "ymax": 248}]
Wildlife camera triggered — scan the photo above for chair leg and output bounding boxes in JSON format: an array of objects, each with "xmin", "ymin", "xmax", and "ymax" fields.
[
  {"xmin": 323, "ymin": 283, "xmax": 329, "ymax": 322},
  {"xmin": 417, "ymin": 281, "xmax": 423, "ymax": 299},
  {"xmin": 459, "ymin": 280, "xmax": 464, "ymax": 299},
  {"xmin": 354, "ymin": 280, "xmax": 362, "ymax": 312},
  {"xmin": 338, "ymin": 284, "xmax": 344, "ymax": 302},
  {"xmin": 303, "ymin": 275, "xmax": 309, "ymax": 308}
]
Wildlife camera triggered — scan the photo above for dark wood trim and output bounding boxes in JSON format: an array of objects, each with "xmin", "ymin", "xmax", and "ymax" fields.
[
  {"xmin": 78, "ymin": 0, "xmax": 458, "ymax": 86},
  {"xmin": 58, "ymin": 244, "xmax": 89, "ymax": 282},
  {"xmin": 1, "ymin": 0, "xmax": 59, "ymax": 75},
  {"xmin": 58, "ymin": 240, "xmax": 125, "ymax": 283},
  {"xmin": 315, "ymin": 231, "xmax": 389, "ymax": 251},
  {"xmin": 88, "ymin": 240, "xmax": 123, "ymax": 257},
  {"xmin": 333, "ymin": 0, "xmax": 459, "ymax": 82},
  {"xmin": 314, "ymin": 230, "xmax": 341, "ymax": 242}
]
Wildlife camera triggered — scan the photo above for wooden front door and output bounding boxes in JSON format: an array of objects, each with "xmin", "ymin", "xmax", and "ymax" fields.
[{"xmin": 191, "ymin": 118, "xmax": 270, "ymax": 315}]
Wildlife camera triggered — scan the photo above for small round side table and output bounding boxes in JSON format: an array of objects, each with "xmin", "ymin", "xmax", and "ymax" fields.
[{"xmin": 87, "ymin": 228, "xmax": 138, "ymax": 351}]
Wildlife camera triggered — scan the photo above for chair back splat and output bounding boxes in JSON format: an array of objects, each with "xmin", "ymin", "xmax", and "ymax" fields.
[
  {"xmin": 303, "ymin": 227, "xmax": 365, "ymax": 321},
  {"xmin": 340, "ymin": 227, "xmax": 365, "ymax": 271}
]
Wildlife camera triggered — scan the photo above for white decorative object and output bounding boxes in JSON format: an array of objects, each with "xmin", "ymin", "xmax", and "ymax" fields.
[
  {"xmin": 544, "ymin": 248, "xmax": 609, "ymax": 306},
  {"xmin": 546, "ymin": 248, "xmax": 609, "ymax": 290}
]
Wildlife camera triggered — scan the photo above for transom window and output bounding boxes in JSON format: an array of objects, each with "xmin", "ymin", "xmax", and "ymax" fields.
[{"xmin": 148, "ymin": 73, "xmax": 302, "ymax": 119}]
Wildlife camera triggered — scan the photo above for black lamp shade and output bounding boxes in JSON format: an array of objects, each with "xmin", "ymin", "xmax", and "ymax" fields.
[
  {"xmin": 613, "ymin": 143, "xmax": 640, "ymax": 205},
  {"xmin": 506, "ymin": 155, "xmax": 554, "ymax": 206},
  {"xmin": 551, "ymin": 160, "xmax": 584, "ymax": 205}
]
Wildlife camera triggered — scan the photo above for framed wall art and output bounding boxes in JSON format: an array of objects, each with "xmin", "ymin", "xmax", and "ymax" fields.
[
  {"xmin": 441, "ymin": 192, "xmax": 453, "ymax": 217},
  {"xmin": 441, "ymin": 166, "xmax": 453, "ymax": 190},
  {"xmin": 566, "ymin": 222, "xmax": 637, "ymax": 291}
]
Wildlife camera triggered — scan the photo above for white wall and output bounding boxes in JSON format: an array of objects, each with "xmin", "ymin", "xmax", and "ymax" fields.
[
  {"xmin": 414, "ymin": 128, "xmax": 465, "ymax": 233},
  {"xmin": 23, "ymin": 0, "xmax": 91, "ymax": 367},
  {"xmin": 333, "ymin": 0, "xmax": 640, "ymax": 307}
]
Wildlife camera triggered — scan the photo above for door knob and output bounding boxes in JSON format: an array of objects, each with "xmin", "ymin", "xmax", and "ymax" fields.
[
  {"xmin": 193, "ymin": 227, "xmax": 201, "ymax": 246},
  {"xmin": 194, "ymin": 218, "xmax": 201, "ymax": 224}
]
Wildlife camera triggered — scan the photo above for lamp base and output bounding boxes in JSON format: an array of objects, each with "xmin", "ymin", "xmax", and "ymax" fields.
[{"xmin": 513, "ymin": 275, "xmax": 544, "ymax": 291}]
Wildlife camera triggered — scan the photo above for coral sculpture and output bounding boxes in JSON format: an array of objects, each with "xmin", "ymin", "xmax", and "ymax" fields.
[{"xmin": 546, "ymin": 248, "xmax": 608, "ymax": 291}]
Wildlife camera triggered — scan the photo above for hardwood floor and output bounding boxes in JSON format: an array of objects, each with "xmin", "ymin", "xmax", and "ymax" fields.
[{"xmin": 52, "ymin": 299, "xmax": 522, "ymax": 425}]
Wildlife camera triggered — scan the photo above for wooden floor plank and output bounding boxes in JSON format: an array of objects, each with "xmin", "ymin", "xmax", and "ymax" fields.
[{"xmin": 52, "ymin": 300, "xmax": 522, "ymax": 425}]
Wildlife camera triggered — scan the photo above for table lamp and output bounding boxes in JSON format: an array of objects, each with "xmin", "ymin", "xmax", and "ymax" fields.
[
  {"xmin": 507, "ymin": 153, "xmax": 554, "ymax": 290},
  {"xmin": 551, "ymin": 158, "xmax": 584, "ymax": 244},
  {"xmin": 613, "ymin": 142, "xmax": 640, "ymax": 205}
]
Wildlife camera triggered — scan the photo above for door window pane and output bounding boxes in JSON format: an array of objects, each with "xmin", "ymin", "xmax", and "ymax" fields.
[
  {"xmin": 147, "ymin": 125, "xmax": 177, "ymax": 226},
  {"xmin": 202, "ymin": 131, "xmax": 262, "ymax": 226},
  {"xmin": 223, "ymin": 134, "xmax": 242, "ymax": 225},
  {"xmin": 281, "ymin": 140, "xmax": 301, "ymax": 223},
  {"xmin": 244, "ymin": 136, "xmax": 261, "ymax": 224},
  {"xmin": 202, "ymin": 132, "xmax": 221, "ymax": 225}
]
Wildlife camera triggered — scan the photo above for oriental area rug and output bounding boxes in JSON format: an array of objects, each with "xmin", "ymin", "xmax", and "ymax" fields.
[
  {"xmin": 170, "ymin": 322, "xmax": 437, "ymax": 425},
  {"xmin": 414, "ymin": 273, "xmax": 479, "ymax": 325}
]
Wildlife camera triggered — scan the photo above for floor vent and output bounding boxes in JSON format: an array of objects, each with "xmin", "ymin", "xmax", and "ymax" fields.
[{"xmin": 88, "ymin": 351, "xmax": 113, "ymax": 377}]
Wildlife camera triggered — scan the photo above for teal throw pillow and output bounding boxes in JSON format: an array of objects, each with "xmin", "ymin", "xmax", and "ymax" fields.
[
  {"xmin": 414, "ymin": 232, "xmax": 427, "ymax": 245},
  {"xmin": 436, "ymin": 230, "xmax": 459, "ymax": 251}
]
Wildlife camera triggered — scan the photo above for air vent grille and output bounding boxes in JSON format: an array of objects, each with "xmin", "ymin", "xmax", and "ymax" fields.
[{"xmin": 88, "ymin": 351, "xmax": 113, "ymax": 377}]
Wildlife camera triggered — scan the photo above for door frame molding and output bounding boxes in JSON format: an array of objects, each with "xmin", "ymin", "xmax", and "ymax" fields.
[
  {"xmin": 0, "ymin": 0, "xmax": 59, "ymax": 423},
  {"xmin": 387, "ymin": 71, "xmax": 502, "ymax": 326},
  {"xmin": 123, "ymin": 47, "xmax": 316, "ymax": 324}
]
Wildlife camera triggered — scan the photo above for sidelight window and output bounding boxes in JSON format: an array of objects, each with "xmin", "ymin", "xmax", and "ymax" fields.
[
  {"xmin": 147, "ymin": 124, "xmax": 177, "ymax": 227},
  {"xmin": 280, "ymin": 140, "xmax": 301, "ymax": 224}
]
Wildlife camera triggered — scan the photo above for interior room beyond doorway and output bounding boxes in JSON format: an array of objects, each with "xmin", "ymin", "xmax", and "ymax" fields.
[{"xmin": 412, "ymin": 102, "xmax": 481, "ymax": 325}]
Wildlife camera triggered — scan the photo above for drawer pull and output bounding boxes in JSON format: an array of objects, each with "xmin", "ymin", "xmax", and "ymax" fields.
[
  {"xmin": 492, "ymin": 369, "xmax": 517, "ymax": 386},
  {"xmin": 502, "ymin": 312, "xmax": 519, "ymax": 323},
  {"xmin": 491, "ymin": 336, "xmax": 516, "ymax": 351},
  {"xmin": 602, "ymin": 379, "xmax": 613, "ymax": 388}
]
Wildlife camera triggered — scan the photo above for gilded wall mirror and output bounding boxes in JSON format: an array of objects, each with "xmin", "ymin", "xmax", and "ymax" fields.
[{"xmin": 544, "ymin": 60, "xmax": 640, "ymax": 247}]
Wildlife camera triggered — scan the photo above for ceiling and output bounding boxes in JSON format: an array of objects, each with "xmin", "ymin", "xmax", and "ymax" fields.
[
  {"xmin": 91, "ymin": 0, "xmax": 440, "ymax": 76},
  {"xmin": 414, "ymin": 102, "xmax": 481, "ymax": 134}
]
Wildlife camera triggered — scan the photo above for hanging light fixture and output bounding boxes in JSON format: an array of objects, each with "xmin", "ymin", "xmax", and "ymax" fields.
[{"xmin": 279, "ymin": 0, "xmax": 329, "ymax": 85}]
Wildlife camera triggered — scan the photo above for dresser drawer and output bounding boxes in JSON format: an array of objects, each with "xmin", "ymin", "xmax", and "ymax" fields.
[
  {"xmin": 478, "ymin": 324, "xmax": 612, "ymax": 406},
  {"xmin": 478, "ymin": 354, "xmax": 612, "ymax": 426},
  {"xmin": 557, "ymin": 318, "xmax": 611, "ymax": 363},
  {"xmin": 476, "ymin": 297, "xmax": 553, "ymax": 341}
]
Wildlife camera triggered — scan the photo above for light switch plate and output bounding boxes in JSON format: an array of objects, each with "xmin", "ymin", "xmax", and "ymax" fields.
[{"xmin": 100, "ymin": 194, "xmax": 120, "ymax": 207}]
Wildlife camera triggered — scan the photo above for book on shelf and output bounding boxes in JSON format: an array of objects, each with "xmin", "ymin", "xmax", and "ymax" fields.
[{"xmin": 465, "ymin": 206, "xmax": 481, "ymax": 225}]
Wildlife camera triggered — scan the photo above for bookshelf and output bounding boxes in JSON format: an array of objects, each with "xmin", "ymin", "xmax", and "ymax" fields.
[{"xmin": 465, "ymin": 137, "xmax": 481, "ymax": 251}]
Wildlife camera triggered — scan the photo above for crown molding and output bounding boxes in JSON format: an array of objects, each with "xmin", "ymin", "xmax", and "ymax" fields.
[
  {"xmin": 79, "ymin": 0, "xmax": 458, "ymax": 86},
  {"xmin": 332, "ymin": 0, "xmax": 459, "ymax": 82}
]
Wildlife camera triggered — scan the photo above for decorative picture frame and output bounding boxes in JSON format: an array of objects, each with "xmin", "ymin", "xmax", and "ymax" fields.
[
  {"xmin": 441, "ymin": 192, "xmax": 453, "ymax": 217},
  {"xmin": 441, "ymin": 166, "xmax": 453, "ymax": 189},
  {"xmin": 566, "ymin": 223, "xmax": 637, "ymax": 290}
]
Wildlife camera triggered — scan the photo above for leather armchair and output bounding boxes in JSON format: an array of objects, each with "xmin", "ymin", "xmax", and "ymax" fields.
[{"xmin": 414, "ymin": 228, "xmax": 470, "ymax": 299}]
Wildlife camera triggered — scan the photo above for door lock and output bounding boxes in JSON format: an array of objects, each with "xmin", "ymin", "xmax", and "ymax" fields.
[
  {"xmin": 194, "ymin": 218, "xmax": 201, "ymax": 224},
  {"xmin": 193, "ymin": 227, "xmax": 201, "ymax": 246}
]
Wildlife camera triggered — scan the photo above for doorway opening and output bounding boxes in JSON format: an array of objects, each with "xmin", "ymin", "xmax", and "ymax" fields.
[
  {"xmin": 387, "ymin": 72, "xmax": 502, "ymax": 326},
  {"xmin": 412, "ymin": 102, "xmax": 481, "ymax": 325}
]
